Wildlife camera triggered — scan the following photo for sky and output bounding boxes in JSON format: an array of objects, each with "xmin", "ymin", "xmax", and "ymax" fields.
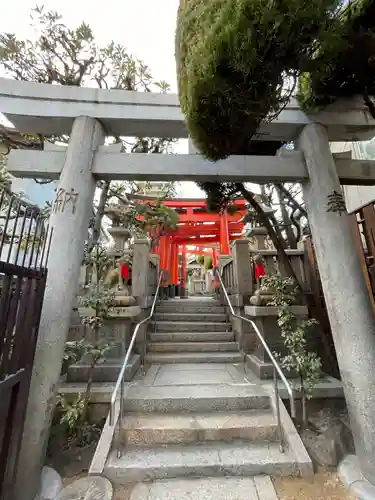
[{"xmin": 0, "ymin": 0, "xmax": 204, "ymax": 198}]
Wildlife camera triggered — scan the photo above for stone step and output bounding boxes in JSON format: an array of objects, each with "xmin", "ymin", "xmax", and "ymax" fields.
[
  {"xmin": 67, "ymin": 354, "xmax": 140, "ymax": 383},
  {"xmin": 153, "ymin": 313, "xmax": 227, "ymax": 323},
  {"xmin": 153, "ymin": 321, "xmax": 231, "ymax": 332},
  {"xmin": 122, "ymin": 384, "xmax": 270, "ymax": 413},
  {"xmin": 156, "ymin": 303, "xmax": 225, "ymax": 314},
  {"xmin": 128, "ymin": 476, "xmax": 279, "ymax": 500},
  {"xmin": 121, "ymin": 411, "xmax": 278, "ymax": 446},
  {"xmin": 146, "ymin": 352, "xmax": 243, "ymax": 364},
  {"xmin": 104, "ymin": 441, "xmax": 298, "ymax": 484},
  {"xmin": 148, "ymin": 341, "xmax": 239, "ymax": 353},
  {"xmin": 149, "ymin": 331, "xmax": 234, "ymax": 343}
]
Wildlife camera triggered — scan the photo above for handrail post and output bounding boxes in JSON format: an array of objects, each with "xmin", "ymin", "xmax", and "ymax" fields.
[
  {"xmin": 274, "ymin": 366, "xmax": 284, "ymax": 452},
  {"xmin": 109, "ymin": 271, "xmax": 163, "ymax": 449},
  {"xmin": 214, "ymin": 267, "xmax": 295, "ymax": 453}
]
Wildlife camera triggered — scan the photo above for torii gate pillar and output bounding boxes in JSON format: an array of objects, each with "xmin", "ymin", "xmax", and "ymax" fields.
[
  {"xmin": 15, "ymin": 116, "xmax": 105, "ymax": 500},
  {"xmin": 299, "ymin": 123, "xmax": 375, "ymax": 483},
  {"xmin": 219, "ymin": 211, "xmax": 230, "ymax": 255}
]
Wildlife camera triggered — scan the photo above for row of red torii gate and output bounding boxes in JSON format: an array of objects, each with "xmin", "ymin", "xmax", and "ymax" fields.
[{"xmin": 145, "ymin": 198, "xmax": 246, "ymax": 289}]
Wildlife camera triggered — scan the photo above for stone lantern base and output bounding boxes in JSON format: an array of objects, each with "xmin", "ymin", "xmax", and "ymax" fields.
[{"xmin": 244, "ymin": 304, "xmax": 308, "ymax": 379}]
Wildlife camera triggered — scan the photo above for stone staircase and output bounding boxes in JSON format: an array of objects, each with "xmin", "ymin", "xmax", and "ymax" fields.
[
  {"xmin": 146, "ymin": 298, "xmax": 243, "ymax": 364},
  {"xmin": 103, "ymin": 381, "xmax": 302, "ymax": 486},
  {"xmin": 96, "ymin": 298, "xmax": 312, "ymax": 498}
]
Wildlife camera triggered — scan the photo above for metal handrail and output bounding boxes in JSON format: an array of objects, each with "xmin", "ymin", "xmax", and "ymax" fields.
[
  {"xmin": 214, "ymin": 268, "xmax": 295, "ymax": 452},
  {"xmin": 109, "ymin": 271, "xmax": 164, "ymax": 429}
]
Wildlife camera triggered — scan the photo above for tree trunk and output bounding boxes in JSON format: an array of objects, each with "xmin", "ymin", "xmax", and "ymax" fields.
[
  {"xmin": 275, "ymin": 183, "xmax": 308, "ymax": 218},
  {"xmin": 236, "ymin": 183, "xmax": 303, "ymax": 290},
  {"xmin": 82, "ymin": 356, "xmax": 96, "ymax": 424},
  {"xmin": 301, "ymin": 385, "xmax": 308, "ymax": 429},
  {"xmin": 87, "ymin": 180, "xmax": 110, "ymax": 253},
  {"xmin": 276, "ymin": 186, "xmax": 298, "ymax": 249}
]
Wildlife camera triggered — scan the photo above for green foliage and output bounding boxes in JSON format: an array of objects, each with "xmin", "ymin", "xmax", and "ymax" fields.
[
  {"xmin": 78, "ymin": 286, "xmax": 115, "ymax": 328},
  {"xmin": 0, "ymin": 6, "xmax": 177, "ymax": 245},
  {"xmin": 261, "ymin": 274, "xmax": 297, "ymax": 306},
  {"xmin": 63, "ymin": 340, "xmax": 85, "ymax": 366},
  {"xmin": 297, "ymin": 0, "xmax": 375, "ymax": 114},
  {"xmin": 56, "ymin": 393, "xmax": 85, "ymax": 434},
  {"xmin": 196, "ymin": 255, "xmax": 204, "ymax": 265},
  {"xmin": 55, "ymin": 394, "xmax": 101, "ymax": 446},
  {"xmin": 83, "ymin": 242, "xmax": 112, "ymax": 279},
  {"xmin": 80, "ymin": 243, "xmax": 116, "ymax": 324},
  {"xmin": 56, "ymin": 243, "xmax": 116, "ymax": 446},
  {"xmin": 262, "ymin": 274, "xmax": 322, "ymax": 400},
  {"xmin": 57, "ymin": 339, "xmax": 113, "ymax": 445},
  {"xmin": 131, "ymin": 201, "xmax": 179, "ymax": 236},
  {"xmin": 176, "ymin": 0, "xmax": 342, "ymax": 161},
  {"xmin": 107, "ymin": 199, "xmax": 178, "ymax": 241},
  {"xmin": 204, "ymin": 256, "xmax": 213, "ymax": 270}
]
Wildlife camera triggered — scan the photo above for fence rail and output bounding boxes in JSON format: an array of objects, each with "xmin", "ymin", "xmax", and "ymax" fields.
[
  {"xmin": 0, "ymin": 186, "xmax": 51, "ymax": 500},
  {"xmin": 349, "ymin": 202, "xmax": 375, "ymax": 312}
]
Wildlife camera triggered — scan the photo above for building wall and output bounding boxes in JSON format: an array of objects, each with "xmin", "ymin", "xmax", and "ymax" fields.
[{"xmin": 331, "ymin": 139, "xmax": 375, "ymax": 213}]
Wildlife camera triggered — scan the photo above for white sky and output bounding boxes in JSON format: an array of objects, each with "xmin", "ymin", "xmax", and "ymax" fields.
[{"xmin": 0, "ymin": 0, "xmax": 204, "ymax": 197}]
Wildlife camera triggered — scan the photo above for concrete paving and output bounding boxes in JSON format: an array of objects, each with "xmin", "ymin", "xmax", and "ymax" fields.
[
  {"xmin": 142, "ymin": 363, "xmax": 257, "ymax": 387},
  {"xmin": 129, "ymin": 476, "xmax": 278, "ymax": 500},
  {"xmin": 105, "ymin": 441, "xmax": 298, "ymax": 484}
]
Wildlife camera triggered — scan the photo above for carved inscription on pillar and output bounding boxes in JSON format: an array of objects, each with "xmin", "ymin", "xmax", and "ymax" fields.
[
  {"xmin": 52, "ymin": 188, "xmax": 79, "ymax": 215},
  {"xmin": 326, "ymin": 190, "xmax": 346, "ymax": 216}
]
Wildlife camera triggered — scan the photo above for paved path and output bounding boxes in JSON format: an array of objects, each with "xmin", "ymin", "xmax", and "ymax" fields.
[
  {"xmin": 122, "ymin": 364, "xmax": 280, "ymax": 499},
  {"xmin": 141, "ymin": 362, "xmax": 258, "ymax": 387},
  {"xmin": 129, "ymin": 476, "xmax": 278, "ymax": 499}
]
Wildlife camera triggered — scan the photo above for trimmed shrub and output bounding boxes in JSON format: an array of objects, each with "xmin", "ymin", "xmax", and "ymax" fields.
[{"xmin": 175, "ymin": 0, "xmax": 342, "ymax": 161}]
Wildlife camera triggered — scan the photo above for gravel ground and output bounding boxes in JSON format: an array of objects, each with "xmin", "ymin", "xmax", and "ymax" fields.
[{"xmin": 273, "ymin": 468, "xmax": 355, "ymax": 500}]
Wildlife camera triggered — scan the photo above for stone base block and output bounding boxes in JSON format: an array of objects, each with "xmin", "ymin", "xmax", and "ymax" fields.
[
  {"xmin": 246, "ymin": 354, "xmax": 277, "ymax": 380},
  {"xmin": 338, "ymin": 455, "xmax": 375, "ymax": 500},
  {"xmin": 67, "ymin": 354, "xmax": 140, "ymax": 383},
  {"xmin": 246, "ymin": 354, "xmax": 300, "ymax": 380}
]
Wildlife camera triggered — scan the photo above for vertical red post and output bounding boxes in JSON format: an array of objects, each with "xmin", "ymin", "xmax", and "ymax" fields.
[
  {"xmin": 170, "ymin": 242, "xmax": 179, "ymax": 285},
  {"xmin": 165, "ymin": 236, "xmax": 172, "ymax": 284},
  {"xmin": 159, "ymin": 235, "xmax": 171, "ymax": 289},
  {"xmin": 212, "ymin": 246, "xmax": 218, "ymax": 291},
  {"xmin": 219, "ymin": 211, "xmax": 230, "ymax": 255},
  {"xmin": 181, "ymin": 245, "xmax": 187, "ymax": 290},
  {"xmin": 212, "ymin": 247, "xmax": 217, "ymax": 267}
]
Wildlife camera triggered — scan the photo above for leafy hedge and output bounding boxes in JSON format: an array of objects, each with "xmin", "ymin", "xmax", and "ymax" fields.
[
  {"xmin": 176, "ymin": 0, "xmax": 374, "ymax": 161},
  {"xmin": 297, "ymin": 0, "xmax": 375, "ymax": 114}
]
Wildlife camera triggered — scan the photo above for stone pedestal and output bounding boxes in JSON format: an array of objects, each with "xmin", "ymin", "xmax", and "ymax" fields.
[
  {"xmin": 132, "ymin": 239, "xmax": 150, "ymax": 307},
  {"xmin": 68, "ymin": 306, "xmax": 141, "ymax": 383},
  {"xmin": 107, "ymin": 226, "xmax": 131, "ymax": 251},
  {"xmin": 248, "ymin": 226, "xmax": 269, "ymax": 250},
  {"xmin": 300, "ymin": 123, "xmax": 375, "ymax": 483},
  {"xmin": 244, "ymin": 305, "xmax": 308, "ymax": 379},
  {"xmin": 15, "ymin": 117, "xmax": 105, "ymax": 500}
]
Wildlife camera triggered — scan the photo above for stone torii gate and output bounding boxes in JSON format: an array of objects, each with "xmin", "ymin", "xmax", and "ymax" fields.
[{"xmin": 2, "ymin": 77, "xmax": 375, "ymax": 496}]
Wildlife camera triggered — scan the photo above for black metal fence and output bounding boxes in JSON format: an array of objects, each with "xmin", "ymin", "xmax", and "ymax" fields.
[{"xmin": 0, "ymin": 186, "xmax": 51, "ymax": 500}]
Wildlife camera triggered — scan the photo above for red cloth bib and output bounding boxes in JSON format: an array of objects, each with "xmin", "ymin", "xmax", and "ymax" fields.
[
  {"xmin": 120, "ymin": 263, "xmax": 129, "ymax": 279},
  {"xmin": 254, "ymin": 264, "xmax": 265, "ymax": 280}
]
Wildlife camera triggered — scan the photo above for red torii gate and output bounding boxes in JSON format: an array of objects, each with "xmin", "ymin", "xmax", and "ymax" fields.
[{"xmin": 150, "ymin": 199, "xmax": 246, "ymax": 292}]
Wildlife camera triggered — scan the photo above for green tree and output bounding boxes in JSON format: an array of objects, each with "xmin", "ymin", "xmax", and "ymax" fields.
[
  {"xmin": 201, "ymin": 181, "xmax": 305, "ymax": 289},
  {"xmin": 262, "ymin": 274, "xmax": 322, "ymax": 427},
  {"xmin": 0, "ymin": 5, "xmax": 177, "ymax": 247}
]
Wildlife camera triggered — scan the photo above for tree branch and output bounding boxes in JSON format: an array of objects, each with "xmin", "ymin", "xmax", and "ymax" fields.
[{"xmin": 236, "ymin": 183, "xmax": 303, "ymax": 290}]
